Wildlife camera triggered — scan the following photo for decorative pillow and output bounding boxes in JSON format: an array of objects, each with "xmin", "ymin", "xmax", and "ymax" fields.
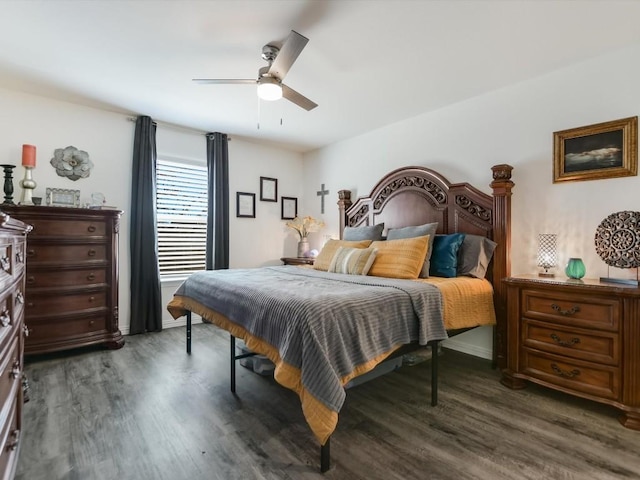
[
  {"xmin": 343, "ymin": 223, "xmax": 385, "ymax": 241},
  {"xmin": 328, "ymin": 247, "xmax": 378, "ymax": 275},
  {"xmin": 429, "ymin": 233, "xmax": 466, "ymax": 278},
  {"xmin": 314, "ymin": 239, "xmax": 372, "ymax": 271},
  {"xmin": 368, "ymin": 235, "xmax": 430, "ymax": 279},
  {"xmin": 386, "ymin": 222, "xmax": 438, "ymax": 278},
  {"xmin": 457, "ymin": 234, "xmax": 497, "ymax": 279}
]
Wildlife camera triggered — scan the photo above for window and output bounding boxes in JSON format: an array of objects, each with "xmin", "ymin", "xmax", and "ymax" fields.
[{"xmin": 156, "ymin": 159, "xmax": 208, "ymax": 277}]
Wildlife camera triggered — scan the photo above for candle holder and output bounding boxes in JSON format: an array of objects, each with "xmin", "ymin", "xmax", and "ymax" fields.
[
  {"xmin": 19, "ymin": 166, "xmax": 37, "ymax": 206},
  {"xmin": 0, "ymin": 165, "xmax": 16, "ymax": 205}
]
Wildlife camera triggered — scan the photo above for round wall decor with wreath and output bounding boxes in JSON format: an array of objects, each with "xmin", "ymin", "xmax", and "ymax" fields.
[{"xmin": 594, "ymin": 210, "xmax": 640, "ymax": 268}]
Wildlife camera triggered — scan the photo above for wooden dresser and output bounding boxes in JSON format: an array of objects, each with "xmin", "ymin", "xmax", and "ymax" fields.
[
  {"xmin": 0, "ymin": 210, "xmax": 30, "ymax": 479},
  {"xmin": 2, "ymin": 206, "xmax": 124, "ymax": 355},
  {"xmin": 502, "ymin": 275, "xmax": 640, "ymax": 430}
]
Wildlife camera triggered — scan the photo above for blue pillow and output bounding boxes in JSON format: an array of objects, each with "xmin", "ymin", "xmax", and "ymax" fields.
[{"xmin": 429, "ymin": 233, "xmax": 466, "ymax": 278}]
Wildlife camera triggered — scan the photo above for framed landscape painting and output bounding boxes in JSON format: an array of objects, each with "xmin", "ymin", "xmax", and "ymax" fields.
[{"xmin": 553, "ymin": 116, "xmax": 638, "ymax": 183}]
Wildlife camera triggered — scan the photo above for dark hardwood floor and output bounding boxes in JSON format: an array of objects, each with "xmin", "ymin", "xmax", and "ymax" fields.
[{"xmin": 16, "ymin": 324, "xmax": 640, "ymax": 480}]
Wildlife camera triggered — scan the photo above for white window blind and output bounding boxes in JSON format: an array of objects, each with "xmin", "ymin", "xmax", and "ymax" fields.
[{"xmin": 156, "ymin": 159, "xmax": 208, "ymax": 277}]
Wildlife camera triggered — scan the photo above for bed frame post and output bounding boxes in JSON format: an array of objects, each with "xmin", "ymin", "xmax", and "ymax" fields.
[
  {"xmin": 337, "ymin": 190, "xmax": 352, "ymax": 239},
  {"xmin": 186, "ymin": 311, "xmax": 192, "ymax": 354},
  {"xmin": 490, "ymin": 164, "xmax": 514, "ymax": 370},
  {"xmin": 320, "ymin": 438, "xmax": 330, "ymax": 472},
  {"xmin": 230, "ymin": 335, "xmax": 236, "ymax": 393},
  {"xmin": 430, "ymin": 340, "xmax": 439, "ymax": 406}
]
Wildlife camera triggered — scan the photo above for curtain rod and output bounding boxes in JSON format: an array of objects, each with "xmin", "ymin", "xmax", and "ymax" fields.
[{"xmin": 126, "ymin": 116, "xmax": 231, "ymax": 140}]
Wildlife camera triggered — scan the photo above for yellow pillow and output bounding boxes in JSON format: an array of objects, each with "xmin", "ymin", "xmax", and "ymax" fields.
[
  {"xmin": 314, "ymin": 239, "xmax": 372, "ymax": 271},
  {"xmin": 368, "ymin": 235, "xmax": 430, "ymax": 279}
]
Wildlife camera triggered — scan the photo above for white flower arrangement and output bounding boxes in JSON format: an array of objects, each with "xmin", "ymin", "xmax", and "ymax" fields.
[{"xmin": 285, "ymin": 216, "xmax": 325, "ymax": 240}]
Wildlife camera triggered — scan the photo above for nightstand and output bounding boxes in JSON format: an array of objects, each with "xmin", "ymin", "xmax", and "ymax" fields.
[
  {"xmin": 501, "ymin": 274, "xmax": 640, "ymax": 430},
  {"xmin": 281, "ymin": 257, "xmax": 315, "ymax": 266}
]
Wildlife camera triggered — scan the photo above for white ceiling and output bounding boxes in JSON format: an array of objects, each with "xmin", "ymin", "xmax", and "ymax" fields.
[{"xmin": 2, "ymin": 1, "xmax": 640, "ymax": 153}]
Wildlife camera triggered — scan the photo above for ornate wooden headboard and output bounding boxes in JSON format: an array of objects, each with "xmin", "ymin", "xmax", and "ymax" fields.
[{"xmin": 337, "ymin": 164, "xmax": 514, "ymax": 367}]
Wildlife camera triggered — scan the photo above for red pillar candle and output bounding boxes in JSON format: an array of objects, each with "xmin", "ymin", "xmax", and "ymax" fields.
[{"xmin": 22, "ymin": 144, "xmax": 36, "ymax": 167}]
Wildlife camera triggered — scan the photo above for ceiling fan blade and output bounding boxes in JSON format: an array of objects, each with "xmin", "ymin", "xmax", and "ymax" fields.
[
  {"xmin": 192, "ymin": 79, "xmax": 256, "ymax": 85},
  {"xmin": 282, "ymin": 84, "xmax": 317, "ymax": 111},
  {"xmin": 268, "ymin": 30, "xmax": 309, "ymax": 80}
]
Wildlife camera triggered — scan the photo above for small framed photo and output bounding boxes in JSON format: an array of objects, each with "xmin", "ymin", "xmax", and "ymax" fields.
[
  {"xmin": 45, "ymin": 188, "xmax": 80, "ymax": 207},
  {"xmin": 260, "ymin": 176, "xmax": 278, "ymax": 202},
  {"xmin": 236, "ymin": 192, "xmax": 255, "ymax": 218},
  {"xmin": 553, "ymin": 116, "xmax": 638, "ymax": 183},
  {"xmin": 281, "ymin": 196, "xmax": 298, "ymax": 220}
]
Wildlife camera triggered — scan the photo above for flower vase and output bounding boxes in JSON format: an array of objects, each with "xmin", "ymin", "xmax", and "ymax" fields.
[
  {"xmin": 565, "ymin": 257, "xmax": 586, "ymax": 279},
  {"xmin": 297, "ymin": 237, "xmax": 310, "ymax": 258}
]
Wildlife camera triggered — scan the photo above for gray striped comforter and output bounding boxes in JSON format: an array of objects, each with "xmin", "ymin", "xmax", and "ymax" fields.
[{"xmin": 174, "ymin": 266, "xmax": 447, "ymax": 413}]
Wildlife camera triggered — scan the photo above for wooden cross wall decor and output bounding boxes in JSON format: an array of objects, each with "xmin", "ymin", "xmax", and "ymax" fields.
[{"xmin": 317, "ymin": 183, "xmax": 329, "ymax": 214}]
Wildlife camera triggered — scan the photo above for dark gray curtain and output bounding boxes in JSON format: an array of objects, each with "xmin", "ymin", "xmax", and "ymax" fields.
[
  {"xmin": 130, "ymin": 116, "xmax": 163, "ymax": 334},
  {"xmin": 206, "ymin": 132, "xmax": 229, "ymax": 270}
]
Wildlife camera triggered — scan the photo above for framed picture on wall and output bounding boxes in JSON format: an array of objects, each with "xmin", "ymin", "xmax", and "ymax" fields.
[
  {"xmin": 236, "ymin": 192, "xmax": 255, "ymax": 218},
  {"xmin": 553, "ymin": 116, "xmax": 638, "ymax": 183},
  {"xmin": 260, "ymin": 176, "xmax": 278, "ymax": 202},
  {"xmin": 281, "ymin": 196, "xmax": 298, "ymax": 220}
]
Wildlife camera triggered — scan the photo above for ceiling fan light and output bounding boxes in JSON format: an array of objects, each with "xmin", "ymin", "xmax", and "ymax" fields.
[{"xmin": 257, "ymin": 77, "xmax": 282, "ymax": 101}]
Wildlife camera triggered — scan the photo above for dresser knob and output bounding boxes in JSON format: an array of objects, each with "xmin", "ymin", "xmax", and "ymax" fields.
[
  {"xmin": 87, "ymin": 273, "xmax": 96, "ymax": 281},
  {"xmin": 15, "ymin": 292, "xmax": 24, "ymax": 305},
  {"xmin": 0, "ymin": 256, "xmax": 9, "ymax": 272},
  {"xmin": 23, "ymin": 325, "xmax": 29, "ymax": 337},
  {"xmin": 26, "ymin": 276, "xmax": 35, "ymax": 285},
  {"xmin": 551, "ymin": 304, "xmax": 580, "ymax": 316},
  {"xmin": 551, "ymin": 363, "xmax": 580, "ymax": 378},
  {"xmin": 6, "ymin": 429, "xmax": 19, "ymax": 451},
  {"xmin": 26, "ymin": 249, "xmax": 35, "ymax": 257},
  {"xmin": 87, "ymin": 225, "xmax": 96, "ymax": 233},
  {"xmin": 88, "ymin": 249, "xmax": 96, "ymax": 257},
  {"xmin": 0, "ymin": 311, "xmax": 10, "ymax": 328},
  {"xmin": 550, "ymin": 333, "xmax": 580, "ymax": 347},
  {"xmin": 10, "ymin": 361, "xmax": 20, "ymax": 380},
  {"xmin": 89, "ymin": 296, "xmax": 95, "ymax": 303},
  {"xmin": 27, "ymin": 302, "xmax": 33, "ymax": 308},
  {"xmin": 15, "ymin": 251, "xmax": 24, "ymax": 263}
]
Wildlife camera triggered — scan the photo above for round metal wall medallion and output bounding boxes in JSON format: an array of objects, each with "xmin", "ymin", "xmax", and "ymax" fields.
[{"xmin": 594, "ymin": 210, "xmax": 640, "ymax": 268}]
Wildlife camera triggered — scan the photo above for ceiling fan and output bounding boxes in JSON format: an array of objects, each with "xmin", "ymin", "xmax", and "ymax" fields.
[{"xmin": 193, "ymin": 30, "xmax": 318, "ymax": 111}]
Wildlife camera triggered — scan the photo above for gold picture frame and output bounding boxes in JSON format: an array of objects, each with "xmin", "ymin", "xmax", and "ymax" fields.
[
  {"xmin": 45, "ymin": 187, "xmax": 81, "ymax": 207},
  {"xmin": 553, "ymin": 116, "xmax": 638, "ymax": 183}
]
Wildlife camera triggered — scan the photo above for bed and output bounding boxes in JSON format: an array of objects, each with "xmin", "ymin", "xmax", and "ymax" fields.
[{"xmin": 167, "ymin": 163, "xmax": 514, "ymax": 472}]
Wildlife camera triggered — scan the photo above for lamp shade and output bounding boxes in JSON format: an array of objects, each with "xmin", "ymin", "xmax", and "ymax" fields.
[
  {"xmin": 537, "ymin": 233, "xmax": 557, "ymax": 276},
  {"xmin": 257, "ymin": 77, "xmax": 282, "ymax": 101}
]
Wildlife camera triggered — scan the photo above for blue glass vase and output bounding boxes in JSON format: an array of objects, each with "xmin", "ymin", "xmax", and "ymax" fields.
[{"xmin": 565, "ymin": 257, "xmax": 586, "ymax": 279}]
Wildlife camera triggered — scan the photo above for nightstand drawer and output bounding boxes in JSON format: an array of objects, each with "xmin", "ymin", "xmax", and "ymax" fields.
[
  {"xmin": 522, "ymin": 349, "xmax": 620, "ymax": 400},
  {"xmin": 522, "ymin": 289, "xmax": 619, "ymax": 331},
  {"xmin": 523, "ymin": 320, "xmax": 619, "ymax": 365}
]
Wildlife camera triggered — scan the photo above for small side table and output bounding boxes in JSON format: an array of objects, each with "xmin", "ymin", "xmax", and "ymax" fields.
[{"xmin": 281, "ymin": 257, "xmax": 315, "ymax": 266}]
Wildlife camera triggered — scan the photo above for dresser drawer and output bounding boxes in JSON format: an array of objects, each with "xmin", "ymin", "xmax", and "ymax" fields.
[
  {"xmin": 0, "ymin": 394, "xmax": 20, "ymax": 480},
  {"xmin": 28, "ymin": 218, "xmax": 106, "ymax": 237},
  {"xmin": 522, "ymin": 349, "xmax": 620, "ymax": 400},
  {"xmin": 26, "ymin": 268, "xmax": 107, "ymax": 289},
  {"xmin": 0, "ymin": 335, "xmax": 20, "ymax": 421},
  {"xmin": 26, "ymin": 244, "xmax": 107, "ymax": 264},
  {"xmin": 26, "ymin": 291, "xmax": 107, "ymax": 317},
  {"xmin": 523, "ymin": 320, "xmax": 619, "ymax": 366},
  {"xmin": 0, "ymin": 288, "xmax": 21, "ymax": 350},
  {"xmin": 0, "ymin": 240, "xmax": 14, "ymax": 292},
  {"xmin": 522, "ymin": 289, "xmax": 619, "ymax": 331},
  {"xmin": 27, "ymin": 314, "xmax": 108, "ymax": 342}
]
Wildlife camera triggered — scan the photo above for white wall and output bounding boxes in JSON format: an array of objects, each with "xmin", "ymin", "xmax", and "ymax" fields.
[
  {"xmin": 303, "ymin": 43, "xmax": 640, "ymax": 359},
  {"xmin": 0, "ymin": 87, "xmax": 304, "ymax": 334}
]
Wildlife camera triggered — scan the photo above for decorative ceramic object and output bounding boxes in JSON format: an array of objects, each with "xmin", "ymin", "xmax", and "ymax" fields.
[
  {"xmin": 50, "ymin": 146, "xmax": 94, "ymax": 181},
  {"xmin": 565, "ymin": 258, "xmax": 586, "ymax": 279},
  {"xmin": 297, "ymin": 238, "xmax": 310, "ymax": 258},
  {"xmin": 594, "ymin": 211, "xmax": 640, "ymax": 269}
]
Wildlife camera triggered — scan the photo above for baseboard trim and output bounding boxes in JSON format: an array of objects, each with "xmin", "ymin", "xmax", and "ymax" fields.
[{"xmin": 442, "ymin": 337, "xmax": 492, "ymax": 360}]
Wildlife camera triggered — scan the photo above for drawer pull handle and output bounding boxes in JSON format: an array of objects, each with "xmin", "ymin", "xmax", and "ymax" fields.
[
  {"xmin": 15, "ymin": 292, "xmax": 24, "ymax": 305},
  {"xmin": 7, "ymin": 429, "xmax": 19, "ymax": 451},
  {"xmin": 89, "ymin": 296, "xmax": 95, "ymax": 303},
  {"xmin": 0, "ymin": 256, "xmax": 9, "ymax": 272},
  {"xmin": 88, "ymin": 225, "xmax": 96, "ymax": 232},
  {"xmin": 87, "ymin": 273, "xmax": 96, "ymax": 281},
  {"xmin": 26, "ymin": 276, "xmax": 35, "ymax": 285},
  {"xmin": 0, "ymin": 311, "xmax": 10, "ymax": 328},
  {"xmin": 26, "ymin": 249, "xmax": 35, "ymax": 257},
  {"xmin": 551, "ymin": 363, "xmax": 580, "ymax": 378},
  {"xmin": 15, "ymin": 251, "xmax": 24, "ymax": 263},
  {"xmin": 23, "ymin": 325, "xmax": 29, "ymax": 337},
  {"xmin": 551, "ymin": 303, "xmax": 580, "ymax": 316},
  {"xmin": 88, "ymin": 249, "xmax": 96, "ymax": 257},
  {"xmin": 10, "ymin": 361, "xmax": 20, "ymax": 380},
  {"xmin": 550, "ymin": 333, "xmax": 580, "ymax": 347}
]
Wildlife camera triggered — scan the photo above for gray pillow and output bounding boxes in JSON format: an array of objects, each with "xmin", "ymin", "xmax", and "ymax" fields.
[
  {"xmin": 386, "ymin": 222, "xmax": 438, "ymax": 278},
  {"xmin": 457, "ymin": 234, "xmax": 497, "ymax": 279},
  {"xmin": 343, "ymin": 223, "xmax": 384, "ymax": 241}
]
